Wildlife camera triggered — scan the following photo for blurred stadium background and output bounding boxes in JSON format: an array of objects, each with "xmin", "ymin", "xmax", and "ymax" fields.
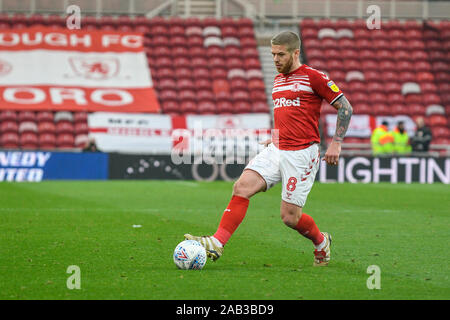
[{"xmin": 0, "ymin": 0, "xmax": 448, "ymax": 183}]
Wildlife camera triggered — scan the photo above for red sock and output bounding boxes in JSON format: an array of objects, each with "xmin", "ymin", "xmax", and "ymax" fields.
[
  {"xmin": 294, "ymin": 213, "xmax": 324, "ymax": 246},
  {"xmin": 213, "ymin": 195, "xmax": 249, "ymax": 246}
]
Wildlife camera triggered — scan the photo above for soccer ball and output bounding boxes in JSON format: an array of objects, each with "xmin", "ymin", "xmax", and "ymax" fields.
[{"xmin": 173, "ymin": 240, "xmax": 207, "ymax": 270}]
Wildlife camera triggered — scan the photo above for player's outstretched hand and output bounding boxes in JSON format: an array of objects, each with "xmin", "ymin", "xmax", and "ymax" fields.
[
  {"xmin": 323, "ymin": 140, "xmax": 341, "ymax": 165},
  {"xmin": 259, "ymin": 139, "xmax": 272, "ymax": 147}
]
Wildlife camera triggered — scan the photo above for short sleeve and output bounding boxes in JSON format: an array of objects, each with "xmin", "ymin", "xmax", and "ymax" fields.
[{"xmin": 307, "ymin": 67, "xmax": 344, "ymax": 105}]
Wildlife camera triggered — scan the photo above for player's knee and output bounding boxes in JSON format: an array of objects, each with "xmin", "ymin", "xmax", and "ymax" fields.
[
  {"xmin": 280, "ymin": 207, "xmax": 301, "ymax": 229},
  {"xmin": 232, "ymin": 180, "xmax": 252, "ymax": 198},
  {"xmin": 281, "ymin": 213, "xmax": 297, "ymax": 228}
]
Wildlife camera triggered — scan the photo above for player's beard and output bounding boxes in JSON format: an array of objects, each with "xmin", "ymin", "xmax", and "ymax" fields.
[{"xmin": 280, "ymin": 53, "xmax": 294, "ymax": 74}]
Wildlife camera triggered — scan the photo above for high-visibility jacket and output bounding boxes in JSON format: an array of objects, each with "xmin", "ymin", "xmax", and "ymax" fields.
[
  {"xmin": 393, "ymin": 128, "xmax": 412, "ymax": 154},
  {"xmin": 371, "ymin": 125, "xmax": 394, "ymax": 155}
]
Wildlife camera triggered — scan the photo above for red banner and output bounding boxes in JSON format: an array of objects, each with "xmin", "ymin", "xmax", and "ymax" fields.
[{"xmin": 0, "ymin": 27, "xmax": 160, "ymax": 113}]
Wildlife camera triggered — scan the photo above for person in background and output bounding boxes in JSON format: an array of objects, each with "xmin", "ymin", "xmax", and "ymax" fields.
[
  {"xmin": 392, "ymin": 121, "xmax": 412, "ymax": 154},
  {"xmin": 83, "ymin": 137, "xmax": 98, "ymax": 152},
  {"xmin": 371, "ymin": 121, "xmax": 394, "ymax": 155},
  {"xmin": 411, "ymin": 117, "xmax": 432, "ymax": 152}
]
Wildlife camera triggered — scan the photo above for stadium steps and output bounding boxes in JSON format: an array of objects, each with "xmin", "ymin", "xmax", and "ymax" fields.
[
  {"xmin": 258, "ymin": 46, "xmax": 277, "ymax": 115},
  {"xmin": 176, "ymin": 0, "xmax": 216, "ymax": 17}
]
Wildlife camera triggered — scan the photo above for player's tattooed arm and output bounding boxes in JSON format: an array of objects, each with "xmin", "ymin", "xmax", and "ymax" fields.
[{"xmin": 331, "ymin": 95, "xmax": 353, "ymax": 142}]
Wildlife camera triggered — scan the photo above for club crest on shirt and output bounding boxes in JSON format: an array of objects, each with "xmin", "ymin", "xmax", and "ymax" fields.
[
  {"xmin": 291, "ymin": 82, "xmax": 302, "ymax": 92},
  {"xmin": 327, "ymin": 81, "xmax": 339, "ymax": 93}
]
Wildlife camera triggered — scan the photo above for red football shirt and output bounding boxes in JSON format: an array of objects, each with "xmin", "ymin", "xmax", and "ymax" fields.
[{"xmin": 271, "ymin": 64, "xmax": 343, "ymax": 150}]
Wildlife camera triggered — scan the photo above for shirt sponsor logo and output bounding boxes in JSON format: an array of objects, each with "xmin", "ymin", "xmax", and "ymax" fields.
[{"xmin": 273, "ymin": 97, "xmax": 300, "ymax": 108}]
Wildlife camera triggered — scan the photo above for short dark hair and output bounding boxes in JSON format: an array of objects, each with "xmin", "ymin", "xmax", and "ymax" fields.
[
  {"xmin": 271, "ymin": 31, "xmax": 300, "ymax": 53},
  {"xmin": 382, "ymin": 121, "xmax": 389, "ymax": 126}
]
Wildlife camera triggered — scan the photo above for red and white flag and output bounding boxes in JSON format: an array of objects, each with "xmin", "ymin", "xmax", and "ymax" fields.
[{"xmin": 0, "ymin": 26, "xmax": 160, "ymax": 113}]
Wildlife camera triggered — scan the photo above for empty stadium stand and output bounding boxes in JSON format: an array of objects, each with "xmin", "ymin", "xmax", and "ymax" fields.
[
  {"xmin": 0, "ymin": 11, "xmax": 448, "ymax": 155},
  {"xmin": 300, "ymin": 18, "xmax": 450, "ymax": 149}
]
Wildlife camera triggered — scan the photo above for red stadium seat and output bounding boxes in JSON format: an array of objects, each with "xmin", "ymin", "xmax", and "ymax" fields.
[
  {"xmin": 309, "ymin": 59, "xmax": 326, "ymax": 70},
  {"xmin": 404, "ymin": 94, "xmax": 423, "ymax": 104},
  {"xmin": 38, "ymin": 121, "xmax": 56, "ymax": 134},
  {"xmin": 348, "ymin": 81, "xmax": 366, "ymax": 93},
  {"xmin": 369, "ymin": 92, "xmax": 388, "ymax": 105},
  {"xmin": 367, "ymin": 82, "xmax": 384, "ymax": 93},
  {"xmin": 423, "ymin": 94, "xmax": 442, "ymax": 106},
  {"xmin": 155, "ymin": 56, "xmax": 172, "ymax": 68},
  {"xmin": 431, "ymin": 126, "xmax": 449, "ymax": 139},
  {"xmin": 20, "ymin": 132, "xmax": 38, "ymax": 149},
  {"xmin": 73, "ymin": 112, "xmax": 87, "ymax": 124},
  {"xmin": 175, "ymin": 67, "xmax": 193, "ymax": 79},
  {"xmin": 173, "ymin": 57, "xmax": 190, "ymax": 68},
  {"xmin": 391, "ymin": 104, "xmax": 408, "ymax": 115},
  {"xmin": 55, "ymin": 121, "xmax": 74, "ymax": 134},
  {"xmin": 191, "ymin": 57, "xmax": 208, "ymax": 69},
  {"xmin": 178, "ymin": 90, "xmax": 196, "ymax": 102},
  {"xmin": 1, "ymin": 121, "xmax": 18, "ymax": 134},
  {"xmin": 364, "ymin": 71, "xmax": 381, "ymax": 82},
  {"xmin": 373, "ymin": 104, "xmax": 391, "ymax": 116},
  {"xmin": 1, "ymin": 132, "xmax": 19, "ymax": 149},
  {"xmin": 249, "ymin": 90, "xmax": 267, "ymax": 102},
  {"xmin": 56, "ymin": 133, "xmax": 75, "ymax": 149},
  {"xmin": 159, "ymin": 90, "xmax": 178, "ymax": 102},
  {"xmin": 176, "ymin": 79, "xmax": 194, "ymax": 91},
  {"xmin": 429, "ymin": 115, "xmax": 448, "ymax": 127},
  {"xmin": 0, "ymin": 110, "xmax": 17, "ymax": 122},
  {"xmin": 198, "ymin": 101, "xmax": 216, "ymax": 114},
  {"xmin": 159, "ymin": 78, "xmax": 177, "ymax": 90},
  {"xmin": 385, "ymin": 82, "xmax": 402, "ymax": 94},
  {"xmin": 388, "ymin": 93, "xmax": 404, "ymax": 105},
  {"xmin": 232, "ymin": 90, "xmax": 251, "ymax": 102},
  {"xmin": 17, "ymin": 111, "xmax": 36, "ymax": 123},
  {"xmin": 221, "ymin": 26, "xmax": 238, "ymax": 38},
  {"xmin": 234, "ymin": 101, "xmax": 252, "ymax": 113},
  {"xmin": 217, "ymin": 101, "xmax": 234, "ymax": 114},
  {"xmin": 179, "ymin": 101, "xmax": 197, "ymax": 114},
  {"xmin": 210, "ymin": 68, "xmax": 228, "ymax": 79},
  {"xmin": 195, "ymin": 78, "xmax": 212, "ymax": 91},
  {"xmin": 210, "ymin": 57, "xmax": 226, "ymax": 69},
  {"xmin": 197, "ymin": 90, "xmax": 215, "ymax": 102},
  {"xmin": 248, "ymin": 79, "xmax": 265, "ymax": 91},
  {"xmin": 340, "ymin": 49, "xmax": 359, "ymax": 60},
  {"xmin": 37, "ymin": 111, "xmax": 54, "ymax": 123},
  {"xmin": 156, "ymin": 67, "xmax": 174, "ymax": 80},
  {"xmin": 227, "ymin": 58, "xmax": 242, "ymax": 70},
  {"xmin": 409, "ymin": 104, "xmax": 426, "ymax": 116},
  {"xmin": 399, "ymin": 72, "xmax": 416, "ymax": 83},
  {"xmin": 252, "ymin": 101, "xmax": 270, "ymax": 113},
  {"xmin": 162, "ymin": 101, "xmax": 179, "ymax": 114},
  {"xmin": 421, "ymin": 82, "xmax": 438, "ymax": 93},
  {"xmin": 206, "ymin": 46, "xmax": 224, "ymax": 58},
  {"xmin": 361, "ymin": 60, "xmax": 378, "ymax": 71},
  {"xmin": 351, "ymin": 92, "xmax": 367, "ymax": 104},
  {"xmin": 230, "ymin": 78, "xmax": 248, "ymax": 91},
  {"xmin": 376, "ymin": 49, "xmax": 394, "ymax": 61},
  {"xmin": 74, "ymin": 122, "xmax": 88, "ymax": 135}
]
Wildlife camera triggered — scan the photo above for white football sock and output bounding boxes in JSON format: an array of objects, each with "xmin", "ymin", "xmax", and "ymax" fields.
[
  {"xmin": 314, "ymin": 237, "xmax": 327, "ymax": 251},
  {"xmin": 211, "ymin": 236, "xmax": 223, "ymax": 248}
]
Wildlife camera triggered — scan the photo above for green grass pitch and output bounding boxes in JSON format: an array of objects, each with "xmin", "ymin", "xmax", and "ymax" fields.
[{"xmin": 0, "ymin": 180, "xmax": 449, "ymax": 300}]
